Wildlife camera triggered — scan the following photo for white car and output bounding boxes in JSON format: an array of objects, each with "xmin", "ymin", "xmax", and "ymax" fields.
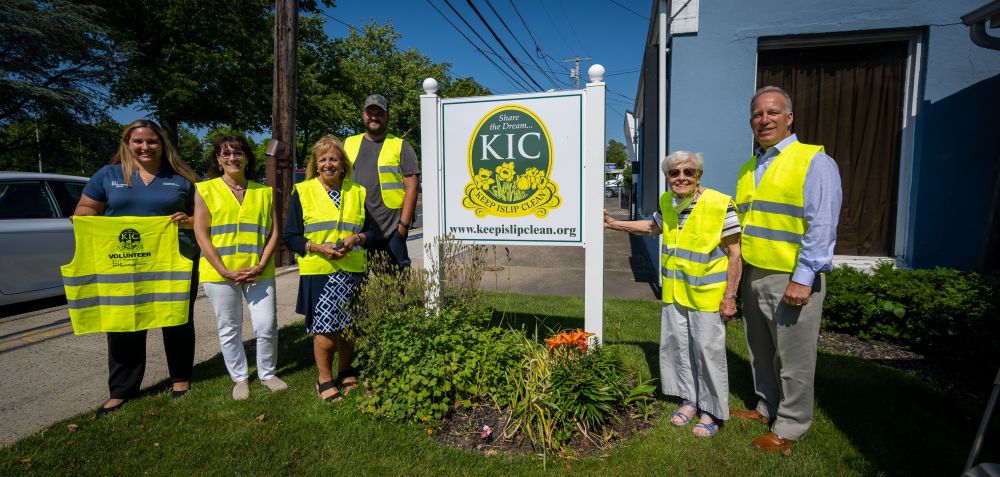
[
  {"xmin": 605, "ymin": 178, "xmax": 623, "ymax": 197},
  {"xmin": 0, "ymin": 172, "xmax": 88, "ymax": 306}
]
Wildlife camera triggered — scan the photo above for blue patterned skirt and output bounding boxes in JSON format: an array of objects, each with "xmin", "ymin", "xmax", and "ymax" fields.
[{"xmin": 299, "ymin": 271, "xmax": 364, "ymax": 334}]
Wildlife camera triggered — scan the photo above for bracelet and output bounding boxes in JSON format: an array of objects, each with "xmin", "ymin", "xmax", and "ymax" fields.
[
  {"xmin": 398, "ymin": 220, "xmax": 412, "ymax": 228},
  {"xmin": 723, "ymin": 293, "xmax": 737, "ymax": 299}
]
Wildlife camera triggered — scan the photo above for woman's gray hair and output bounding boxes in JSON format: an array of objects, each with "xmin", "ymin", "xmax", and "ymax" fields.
[{"xmin": 661, "ymin": 150, "xmax": 705, "ymax": 176}]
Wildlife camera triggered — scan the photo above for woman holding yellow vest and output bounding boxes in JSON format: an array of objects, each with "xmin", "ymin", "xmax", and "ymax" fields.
[
  {"xmin": 604, "ymin": 151, "xmax": 742, "ymax": 438},
  {"xmin": 283, "ymin": 135, "xmax": 372, "ymax": 402},
  {"xmin": 193, "ymin": 136, "xmax": 286, "ymax": 400},
  {"xmin": 72, "ymin": 119, "xmax": 200, "ymax": 416}
]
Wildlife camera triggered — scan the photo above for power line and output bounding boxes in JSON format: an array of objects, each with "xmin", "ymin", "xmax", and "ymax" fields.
[
  {"xmin": 539, "ymin": 1, "xmax": 574, "ymax": 54},
  {"xmin": 484, "ymin": 0, "xmax": 560, "ymax": 89},
  {"xmin": 437, "ymin": 0, "xmax": 534, "ymax": 92},
  {"xmin": 318, "ymin": 10, "xmax": 356, "ymax": 31},
  {"xmin": 464, "ymin": 0, "xmax": 545, "ymax": 91},
  {"xmin": 608, "ymin": 0, "xmax": 647, "ymax": 20},
  {"xmin": 557, "ymin": 0, "xmax": 588, "ymax": 56},
  {"xmin": 505, "ymin": 0, "xmax": 573, "ymax": 88},
  {"xmin": 427, "ymin": 0, "xmax": 531, "ymax": 92},
  {"xmin": 606, "ymin": 68, "xmax": 640, "ymax": 77}
]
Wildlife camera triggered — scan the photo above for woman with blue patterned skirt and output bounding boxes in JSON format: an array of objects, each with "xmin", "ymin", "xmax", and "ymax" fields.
[{"xmin": 284, "ymin": 135, "xmax": 373, "ymax": 402}]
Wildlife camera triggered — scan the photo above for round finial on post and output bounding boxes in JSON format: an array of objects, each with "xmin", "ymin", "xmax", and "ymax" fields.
[
  {"xmin": 588, "ymin": 64, "xmax": 606, "ymax": 83},
  {"xmin": 423, "ymin": 78, "xmax": 439, "ymax": 94}
]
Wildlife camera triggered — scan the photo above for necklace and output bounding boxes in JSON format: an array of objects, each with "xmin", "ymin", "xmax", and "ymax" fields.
[{"xmin": 222, "ymin": 177, "xmax": 247, "ymax": 191}]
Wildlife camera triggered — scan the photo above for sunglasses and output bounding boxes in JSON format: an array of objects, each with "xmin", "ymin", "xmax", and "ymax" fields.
[{"xmin": 668, "ymin": 168, "xmax": 698, "ymax": 178}]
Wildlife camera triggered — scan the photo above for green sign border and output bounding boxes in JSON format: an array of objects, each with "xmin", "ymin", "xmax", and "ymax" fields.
[{"xmin": 440, "ymin": 92, "xmax": 584, "ymax": 244}]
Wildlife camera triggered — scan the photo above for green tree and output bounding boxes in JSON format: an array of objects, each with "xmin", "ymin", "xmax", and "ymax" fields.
[
  {"xmin": 82, "ymin": 0, "xmax": 277, "ymax": 142},
  {"xmin": 176, "ymin": 127, "xmax": 206, "ymax": 176},
  {"xmin": 299, "ymin": 20, "xmax": 490, "ymax": 159},
  {"xmin": 605, "ymin": 139, "xmax": 627, "ymax": 169},
  {"xmin": 0, "ymin": 0, "xmax": 120, "ymax": 156},
  {"xmin": 0, "ymin": 118, "xmax": 120, "ymax": 176}
]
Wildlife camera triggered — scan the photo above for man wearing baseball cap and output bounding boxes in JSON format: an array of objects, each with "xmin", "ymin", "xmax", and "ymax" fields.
[{"xmin": 343, "ymin": 94, "xmax": 420, "ymax": 271}]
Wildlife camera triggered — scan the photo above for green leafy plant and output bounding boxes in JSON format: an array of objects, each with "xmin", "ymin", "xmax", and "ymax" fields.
[
  {"xmin": 823, "ymin": 263, "xmax": 1000, "ymax": 374},
  {"xmin": 504, "ymin": 330, "xmax": 655, "ymax": 457}
]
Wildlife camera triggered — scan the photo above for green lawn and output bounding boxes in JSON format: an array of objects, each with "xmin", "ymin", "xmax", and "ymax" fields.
[{"xmin": 2, "ymin": 293, "xmax": 995, "ymax": 476}]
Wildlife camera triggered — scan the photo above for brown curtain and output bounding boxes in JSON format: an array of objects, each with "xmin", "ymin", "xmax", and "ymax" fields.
[{"xmin": 758, "ymin": 41, "xmax": 908, "ymax": 256}]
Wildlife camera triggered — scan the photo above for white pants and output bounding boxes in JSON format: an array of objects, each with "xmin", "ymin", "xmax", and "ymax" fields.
[{"xmin": 203, "ymin": 278, "xmax": 278, "ymax": 382}]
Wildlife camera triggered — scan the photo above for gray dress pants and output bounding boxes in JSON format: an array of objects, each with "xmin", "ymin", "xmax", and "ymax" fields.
[{"xmin": 741, "ymin": 264, "xmax": 825, "ymax": 440}]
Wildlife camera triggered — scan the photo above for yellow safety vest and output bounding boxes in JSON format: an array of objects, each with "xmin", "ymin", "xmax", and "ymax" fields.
[
  {"xmin": 61, "ymin": 216, "xmax": 193, "ymax": 335},
  {"xmin": 195, "ymin": 178, "xmax": 275, "ymax": 283},
  {"xmin": 659, "ymin": 188, "xmax": 731, "ymax": 312},
  {"xmin": 295, "ymin": 178, "xmax": 367, "ymax": 275},
  {"xmin": 735, "ymin": 141, "xmax": 822, "ymax": 273},
  {"xmin": 344, "ymin": 133, "xmax": 405, "ymax": 209}
]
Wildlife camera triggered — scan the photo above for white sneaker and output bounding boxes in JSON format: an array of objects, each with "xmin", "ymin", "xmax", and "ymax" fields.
[
  {"xmin": 261, "ymin": 376, "xmax": 288, "ymax": 392},
  {"xmin": 232, "ymin": 380, "xmax": 250, "ymax": 400}
]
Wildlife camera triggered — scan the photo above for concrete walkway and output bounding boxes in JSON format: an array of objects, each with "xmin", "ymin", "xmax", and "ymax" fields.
[{"xmin": 0, "ymin": 200, "xmax": 657, "ymax": 446}]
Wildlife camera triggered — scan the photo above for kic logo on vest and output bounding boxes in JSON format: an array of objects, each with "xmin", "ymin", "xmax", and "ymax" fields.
[{"xmin": 109, "ymin": 228, "xmax": 152, "ymax": 267}]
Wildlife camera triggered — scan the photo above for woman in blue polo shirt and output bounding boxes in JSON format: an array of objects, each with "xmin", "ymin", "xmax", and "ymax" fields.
[{"xmin": 73, "ymin": 119, "xmax": 201, "ymax": 416}]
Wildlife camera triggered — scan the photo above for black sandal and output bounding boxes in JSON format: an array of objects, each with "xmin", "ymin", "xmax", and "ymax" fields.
[
  {"xmin": 337, "ymin": 369, "xmax": 359, "ymax": 395},
  {"xmin": 316, "ymin": 380, "xmax": 342, "ymax": 403},
  {"xmin": 95, "ymin": 399, "xmax": 127, "ymax": 418}
]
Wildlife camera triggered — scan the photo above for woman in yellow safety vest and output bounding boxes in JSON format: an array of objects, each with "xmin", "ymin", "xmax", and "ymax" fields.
[
  {"xmin": 604, "ymin": 151, "xmax": 742, "ymax": 438},
  {"xmin": 283, "ymin": 135, "xmax": 372, "ymax": 402},
  {"xmin": 193, "ymin": 135, "xmax": 286, "ymax": 400},
  {"xmin": 72, "ymin": 119, "xmax": 201, "ymax": 417}
]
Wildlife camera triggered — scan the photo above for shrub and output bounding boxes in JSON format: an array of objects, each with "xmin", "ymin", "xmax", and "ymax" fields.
[
  {"xmin": 352, "ymin": 238, "xmax": 656, "ymax": 455},
  {"xmin": 505, "ymin": 330, "xmax": 655, "ymax": 456},
  {"xmin": 823, "ymin": 263, "xmax": 1000, "ymax": 370},
  {"xmin": 353, "ymin": 241, "xmax": 524, "ymax": 421}
]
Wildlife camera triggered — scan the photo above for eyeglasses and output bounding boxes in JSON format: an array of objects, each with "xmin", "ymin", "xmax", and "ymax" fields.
[
  {"xmin": 220, "ymin": 151, "xmax": 245, "ymax": 158},
  {"xmin": 668, "ymin": 168, "xmax": 698, "ymax": 178}
]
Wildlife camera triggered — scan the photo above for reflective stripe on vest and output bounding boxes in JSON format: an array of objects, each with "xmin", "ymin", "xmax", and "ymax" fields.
[
  {"xmin": 196, "ymin": 178, "xmax": 275, "ymax": 282},
  {"xmin": 61, "ymin": 216, "xmax": 193, "ymax": 335},
  {"xmin": 344, "ymin": 133, "xmax": 406, "ymax": 208},
  {"xmin": 658, "ymin": 188, "xmax": 731, "ymax": 312},
  {"xmin": 735, "ymin": 141, "xmax": 821, "ymax": 273},
  {"xmin": 294, "ymin": 178, "xmax": 367, "ymax": 275}
]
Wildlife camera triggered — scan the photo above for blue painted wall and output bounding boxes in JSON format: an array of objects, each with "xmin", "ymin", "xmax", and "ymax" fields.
[{"xmin": 654, "ymin": 0, "xmax": 1000, "ymax": 269}]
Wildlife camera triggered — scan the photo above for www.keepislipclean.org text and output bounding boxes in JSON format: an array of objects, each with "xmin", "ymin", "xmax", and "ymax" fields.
[{"xmin": 448, "ymin": 224, "xmax": 577, "ymax": 238}]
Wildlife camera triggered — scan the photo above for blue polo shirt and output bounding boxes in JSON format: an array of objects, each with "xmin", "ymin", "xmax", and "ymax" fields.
[{"xmin": 83, "ymin": 164, "xmax": 199, "ymax": 259}]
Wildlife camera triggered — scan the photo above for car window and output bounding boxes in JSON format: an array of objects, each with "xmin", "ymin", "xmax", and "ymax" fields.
[
  {"xmin": 0, "ymin": 181, "xmax": 59, "ymax": 219},
  {"xmin": 49, "ymin": 180, "xmax": 87, "ymax": 217}
]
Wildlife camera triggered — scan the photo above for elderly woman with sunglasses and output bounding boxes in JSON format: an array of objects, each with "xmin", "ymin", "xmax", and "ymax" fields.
[{"xmin": 604, "ymin": 151, "xmax": 742, "ymax": 438}]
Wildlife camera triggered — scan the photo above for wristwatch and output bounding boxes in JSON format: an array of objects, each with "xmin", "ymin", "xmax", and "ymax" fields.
[{"xmin": 398, "ymin": 219, "xmax": 413, "ymax": 228}]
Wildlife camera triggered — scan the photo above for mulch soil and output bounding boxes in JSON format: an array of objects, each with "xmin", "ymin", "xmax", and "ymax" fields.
[{"xmin": 433, "ymin": 329, "xmax": 987, "ymax": 456}]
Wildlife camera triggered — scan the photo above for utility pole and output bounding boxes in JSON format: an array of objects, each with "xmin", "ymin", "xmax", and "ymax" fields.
[
  {"xmin": 270, "ymin": 0, "xmax": 297, "ymax": 266},
  {"xmin": 562, "ymin": 56, "xmax": 591, "ymax": 89},
  {"xmin": 35, "ymin": 123, "xmax": 42, "ymax": 173}
]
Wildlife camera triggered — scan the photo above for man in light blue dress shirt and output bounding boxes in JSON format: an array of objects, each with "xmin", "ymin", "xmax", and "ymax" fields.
[{"xmin": 730, "ymin": 86, "xmax": 843, "ymax": 453}]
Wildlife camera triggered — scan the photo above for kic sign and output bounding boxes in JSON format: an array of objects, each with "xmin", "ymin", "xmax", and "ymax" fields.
[{"xmin": 462, "ymin": 105, "xmax": 562, "ymax": 218}]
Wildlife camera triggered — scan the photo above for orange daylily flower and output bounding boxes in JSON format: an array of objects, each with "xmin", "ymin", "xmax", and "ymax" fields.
[{"xmin": 544, "ymin": 328, "xmax": 595, "ymax": 353}]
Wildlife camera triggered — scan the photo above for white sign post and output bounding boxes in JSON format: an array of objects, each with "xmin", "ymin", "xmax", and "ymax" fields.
[{"xmin": 420, "ymin": 65, "xmax": 607, "ymax": 343}]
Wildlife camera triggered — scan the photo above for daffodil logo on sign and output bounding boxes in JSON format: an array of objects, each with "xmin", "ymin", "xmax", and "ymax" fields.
[{"xmin": 462, "ymin": 105, "xmax": 561, "ymax": 218}]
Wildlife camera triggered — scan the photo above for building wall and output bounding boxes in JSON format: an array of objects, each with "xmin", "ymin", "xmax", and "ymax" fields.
[{"xmin": 657, "ymin": 0, "xmax": 1000, "ymax": 269}]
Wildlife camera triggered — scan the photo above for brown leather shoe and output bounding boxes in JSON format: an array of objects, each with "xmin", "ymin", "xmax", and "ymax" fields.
[
  {"xmin": 730, "ymin": 408, "xmax": 770, "ymax": 425},
  {"xmin": 752, "ymin": 432, "xmax": 795, "ymax": 453}
]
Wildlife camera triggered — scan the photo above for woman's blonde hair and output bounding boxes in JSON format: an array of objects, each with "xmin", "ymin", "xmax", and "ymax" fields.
[
  {"xmin": 112, "ymin": 120, "xmax": 198, "ymax": 187},
  {"xmin": 306, "ymin": 134, "xmax": 352, "ymax": 181}
]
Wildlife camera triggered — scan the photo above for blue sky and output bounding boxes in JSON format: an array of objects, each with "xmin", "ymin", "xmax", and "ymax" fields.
[
  {"xmin": 114, "ymin": 0, "xmax": 650, "ymax": 145},
  {"xmin": 322, "ymin": 0, "xmax": 649, "ymax": 144}
]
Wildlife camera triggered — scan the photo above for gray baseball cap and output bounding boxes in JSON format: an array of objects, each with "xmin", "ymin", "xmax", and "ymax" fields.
[{"xmin": 363, "ymin": 94, "xmax": 388, "ymax": 111}]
